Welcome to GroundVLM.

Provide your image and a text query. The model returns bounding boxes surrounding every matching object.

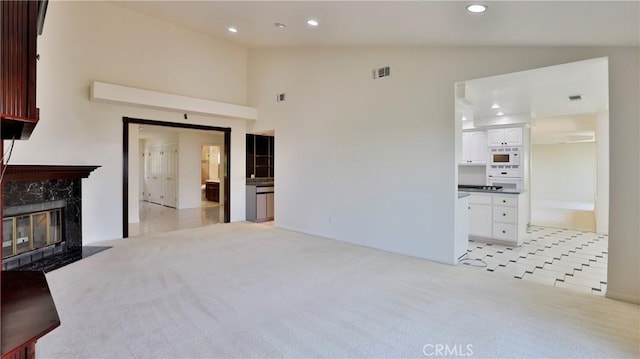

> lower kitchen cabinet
[246,184,274,222]
[465,192,526,246]
[468,195,492,237]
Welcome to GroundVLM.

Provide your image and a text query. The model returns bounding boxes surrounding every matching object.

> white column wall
[596,111,610,234]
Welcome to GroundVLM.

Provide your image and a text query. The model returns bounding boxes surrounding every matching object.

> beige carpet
[39,223,639,358]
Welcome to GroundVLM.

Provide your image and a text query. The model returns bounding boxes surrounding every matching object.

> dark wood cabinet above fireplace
[0,0,47,140]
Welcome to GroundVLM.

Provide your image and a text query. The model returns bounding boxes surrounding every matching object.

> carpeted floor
[39,222,639,358]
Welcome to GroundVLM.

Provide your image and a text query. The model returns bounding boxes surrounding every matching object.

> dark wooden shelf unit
[246,134,274,178]
[0,0,42,140]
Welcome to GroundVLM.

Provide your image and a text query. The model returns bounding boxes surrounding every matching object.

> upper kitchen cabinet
[246,134,274,178]
[0,0,46,140]
[487,127,523,147]
[461,130,487,164]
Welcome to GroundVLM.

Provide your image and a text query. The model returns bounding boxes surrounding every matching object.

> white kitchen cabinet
[487,127,523,147]
[468,195,492,237]
[454,195,470,263]
[461,131,487,164]
[464,192,526,246]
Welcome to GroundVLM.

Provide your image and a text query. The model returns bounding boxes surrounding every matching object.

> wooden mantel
[3,165,100,181]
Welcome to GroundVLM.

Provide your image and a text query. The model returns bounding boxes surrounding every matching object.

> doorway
[122,117,231,238]
[530,114,599,232]
[455,57,610,296]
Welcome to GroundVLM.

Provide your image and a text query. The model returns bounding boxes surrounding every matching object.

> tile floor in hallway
[128,200,222,237]
[461,226,608,296]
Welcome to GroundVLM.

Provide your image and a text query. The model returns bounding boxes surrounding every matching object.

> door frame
[122,117,232,238]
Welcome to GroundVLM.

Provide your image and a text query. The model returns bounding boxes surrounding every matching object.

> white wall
[532,143,596,204]
[248,47,639,302]
[595,111,609,234]
[458,166,486,186]
[128,127,140,223]
[6,1,248,242]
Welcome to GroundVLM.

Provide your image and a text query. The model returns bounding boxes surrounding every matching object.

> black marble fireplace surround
[2,165,101,271]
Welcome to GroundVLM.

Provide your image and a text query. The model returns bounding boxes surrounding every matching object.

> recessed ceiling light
[274,22,286,28]
[228,27,238,33]
[496,111,504,116]
[306,19,319,27]
[491,104,500,109]
[466,4,488,13]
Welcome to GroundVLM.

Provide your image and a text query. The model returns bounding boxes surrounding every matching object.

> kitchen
[454,58,610,295]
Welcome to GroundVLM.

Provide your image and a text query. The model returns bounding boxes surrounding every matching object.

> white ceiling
[459,57,608,144]
[465,57,609,120]
[114,1,639,48]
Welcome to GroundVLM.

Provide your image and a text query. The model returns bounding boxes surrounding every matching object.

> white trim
[90,81,257,120]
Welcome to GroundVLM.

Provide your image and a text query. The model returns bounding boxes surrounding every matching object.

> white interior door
[143,147,151,202]
[148,146,162,204]
[162,144,178,208]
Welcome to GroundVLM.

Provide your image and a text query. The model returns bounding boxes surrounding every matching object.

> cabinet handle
[502,230,506,234]
[503,213,506,216]
[502,200,506,203]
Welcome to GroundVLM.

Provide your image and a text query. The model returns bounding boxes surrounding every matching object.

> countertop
[247,182,274,187]
[458,188,525,195]
[205,179,219,183]
[246,178,274,187]
[458,192,471,199]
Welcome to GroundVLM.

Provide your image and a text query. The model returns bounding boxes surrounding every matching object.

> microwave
[490,148,520,166]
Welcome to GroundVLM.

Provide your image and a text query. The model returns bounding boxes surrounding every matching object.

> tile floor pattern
[128,201,221,237]
[461,226,608,296]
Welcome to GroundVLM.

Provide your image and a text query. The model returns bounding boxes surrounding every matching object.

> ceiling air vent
[373,66,391,79]
[568,94,582,101]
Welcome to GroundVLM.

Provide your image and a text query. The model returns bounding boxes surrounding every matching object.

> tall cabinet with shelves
[246,134,274,178]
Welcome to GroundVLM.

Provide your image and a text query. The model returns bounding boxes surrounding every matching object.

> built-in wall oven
[487,168,523,190]
[487,177,522,190]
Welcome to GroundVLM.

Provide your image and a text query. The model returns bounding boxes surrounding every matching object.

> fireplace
[1,165,99,271]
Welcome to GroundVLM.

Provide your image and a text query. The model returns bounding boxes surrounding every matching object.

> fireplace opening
[3,208,63,259]
[2,200,67,270]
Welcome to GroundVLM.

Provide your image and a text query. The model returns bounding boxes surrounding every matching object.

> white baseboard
[606,290,640,304]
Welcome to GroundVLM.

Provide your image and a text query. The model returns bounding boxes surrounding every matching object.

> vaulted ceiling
[114,1,639,48]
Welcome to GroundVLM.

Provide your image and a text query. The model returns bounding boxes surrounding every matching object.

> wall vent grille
[373,66,391,79]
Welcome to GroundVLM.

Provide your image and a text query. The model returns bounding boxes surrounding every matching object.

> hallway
[128,201,221,237]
